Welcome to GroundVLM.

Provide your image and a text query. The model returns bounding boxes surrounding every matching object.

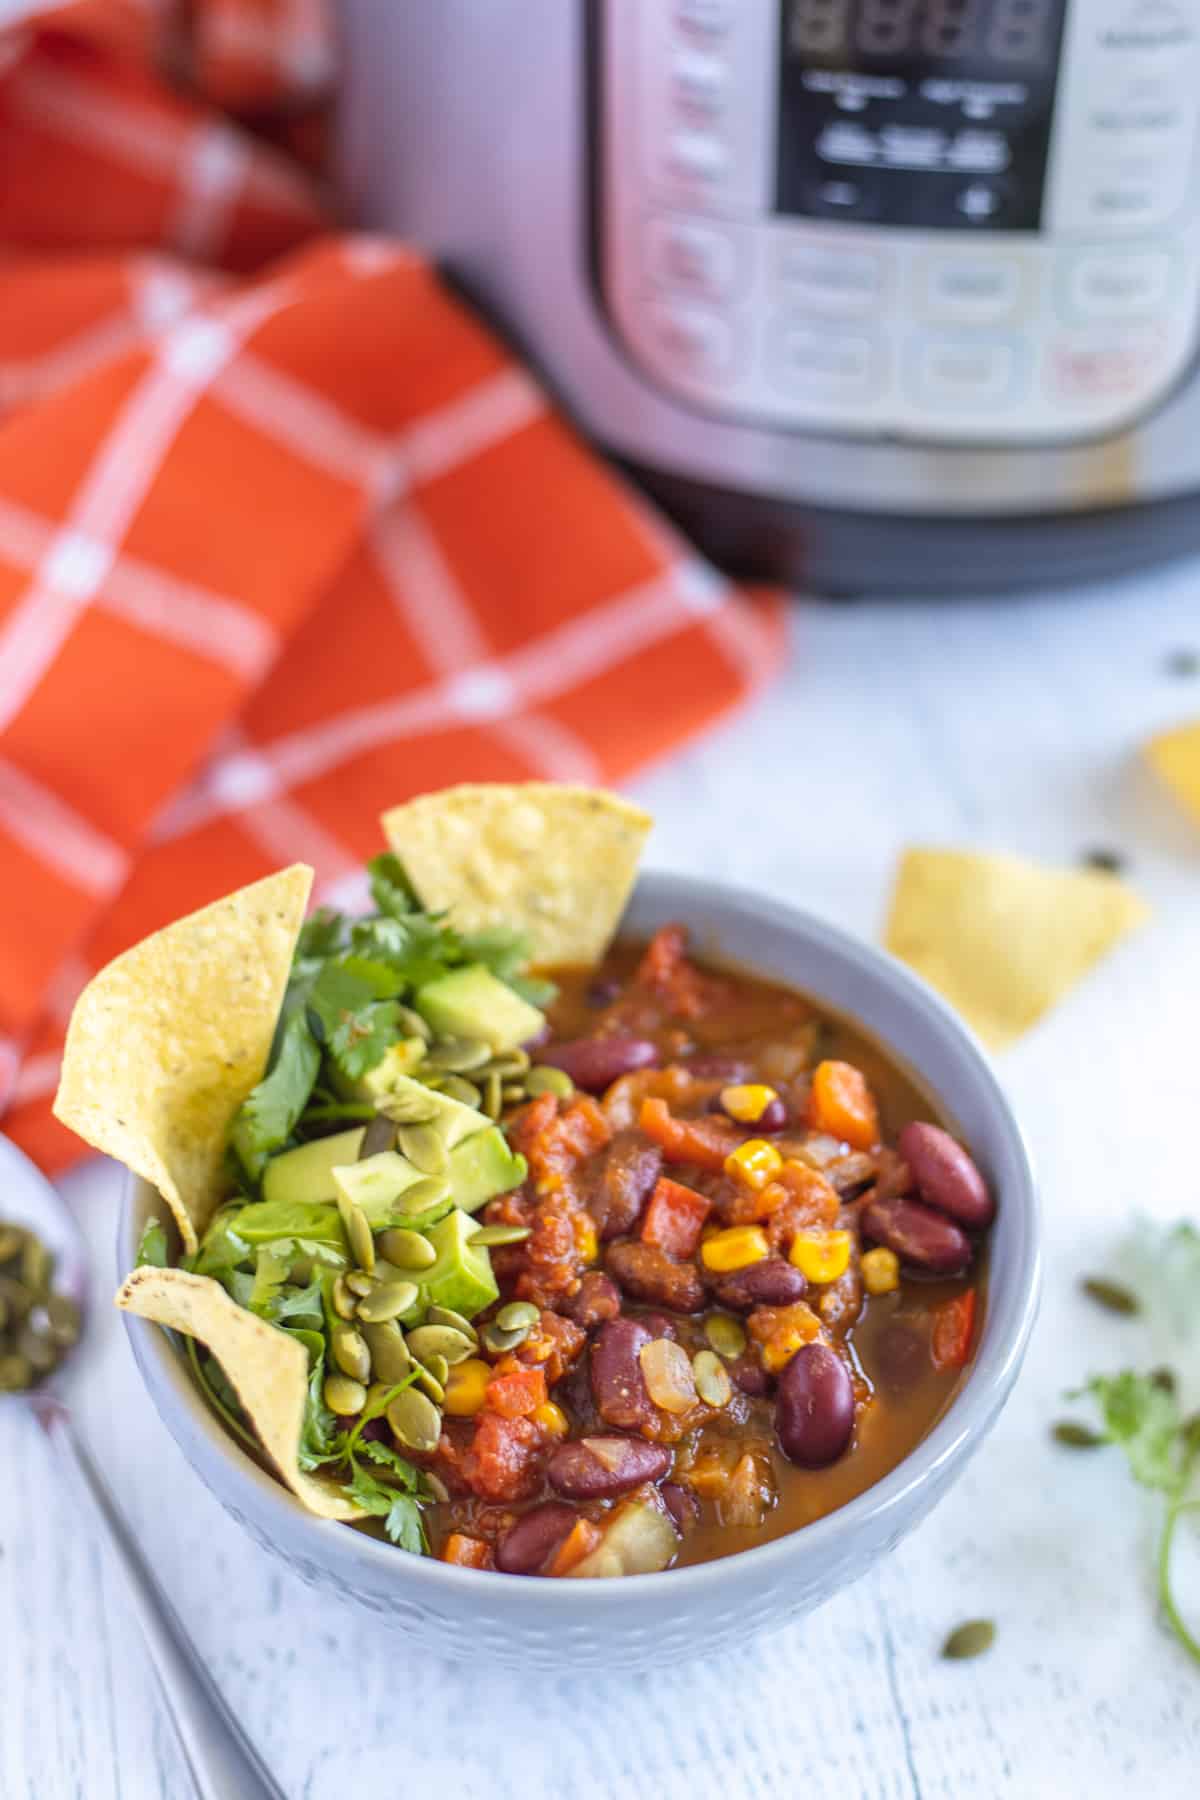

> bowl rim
[120,870,1041,1606]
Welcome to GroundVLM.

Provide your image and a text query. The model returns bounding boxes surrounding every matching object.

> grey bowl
[119,872,1040,1669]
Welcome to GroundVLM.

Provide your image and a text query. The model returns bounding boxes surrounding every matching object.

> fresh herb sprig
[228,852,553,1183]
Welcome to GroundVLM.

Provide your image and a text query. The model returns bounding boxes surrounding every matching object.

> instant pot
[338,1,1200,593]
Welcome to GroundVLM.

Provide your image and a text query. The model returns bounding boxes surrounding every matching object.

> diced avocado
[424,1208,499,1319]
[448,1127,528,1214]
[233,1199,344,1246]
[261,1128,365,1208]
[329,1037,425,1103]
[331,1151,427,1226]
[384,1075,491,1148]
[415,964,544,1055]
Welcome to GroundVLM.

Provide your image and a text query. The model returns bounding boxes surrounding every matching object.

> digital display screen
[776,0,1068,230]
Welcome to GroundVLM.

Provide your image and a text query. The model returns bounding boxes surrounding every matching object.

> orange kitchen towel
[0,3,786,1173]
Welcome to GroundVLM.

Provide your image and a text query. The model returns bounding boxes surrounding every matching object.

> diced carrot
[484,1365,548,1419]
[547,1517,604,1576]
[640,1176,712,1259]
[440,1533,492,1570]
[639,1096,739,1172]
[931,1289,977,1371]
[808,1060,881,1151]
[635,924,706,1017]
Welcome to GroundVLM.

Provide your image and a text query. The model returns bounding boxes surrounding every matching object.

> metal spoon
[0,1136,287,1800]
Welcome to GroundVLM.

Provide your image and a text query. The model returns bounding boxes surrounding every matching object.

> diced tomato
[640,1176,712,1259]
[808,1060,881,1151]
[485,1365,548,1419]
[461,1411,543,1502]
[547,1517,604,1577]
[931,1289,977,1371]
[440,1532,492,1569]
[639,1096,739,1172]
[636,924,706,1018]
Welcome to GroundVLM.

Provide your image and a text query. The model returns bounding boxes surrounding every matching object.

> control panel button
[673,0,730,34]
[775,242,884,314]
[1048,332,1164,404]
[1065,250,1173,320]
[923,257,1022,322]
[663,129,729,187]
[671,47,726,118]
[644,300,735,381]
[804,175,882,222]
[913,336,1021,409]
[644,216,743,300]
[772,323,879,400]
[942,179,1018,227]
[1079,167,1184,230]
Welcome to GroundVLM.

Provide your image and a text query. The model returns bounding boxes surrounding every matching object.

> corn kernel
[533,1401,570,1437]
[442,1357,492,1417]
[719,1084,778,1124]
[701,1225,770,1273]
[861,1245,900,1296]
[574,1214,598,1265]
[724,1138,784,1191]
[789,1229,852,1284]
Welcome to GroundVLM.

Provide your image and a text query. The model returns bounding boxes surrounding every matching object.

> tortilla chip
[1144,719,1200,829]
[115,1266,362,1522]
[381,784,653,965]
[55,867,313,1254]
[884,847,1149,1049]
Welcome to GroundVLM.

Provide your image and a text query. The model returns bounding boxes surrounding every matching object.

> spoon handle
[33,1395,289,1800]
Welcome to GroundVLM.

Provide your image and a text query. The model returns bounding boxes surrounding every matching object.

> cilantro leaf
[229,1011,320,1181]
[290,1330,341,1471]
[296,907,346,961]
[1083,1372,1191,1499]
[359,1436,424,1489]
[367,852,416,920]
[135,1217,168,1269]
[192,1208,253,1281]
[306,963,403,1077]
[342,1464,428,1554]
[263,1269,325,1328]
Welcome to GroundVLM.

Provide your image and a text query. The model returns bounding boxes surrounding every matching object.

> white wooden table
[5,565,1200,1800]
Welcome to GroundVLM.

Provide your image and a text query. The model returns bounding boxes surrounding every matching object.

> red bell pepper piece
[931,1289,977,1370]
[640,1176,712,1259]
[639,1096,739,1172]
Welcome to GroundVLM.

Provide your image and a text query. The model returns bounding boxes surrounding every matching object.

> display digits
[920,0,981,58]
[787,0,852,55]
[857,0,921,55]
[987,0,1054,60]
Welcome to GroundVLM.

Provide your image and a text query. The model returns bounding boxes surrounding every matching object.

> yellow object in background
[1144,719,1200,829]
[884,847,1148,1050]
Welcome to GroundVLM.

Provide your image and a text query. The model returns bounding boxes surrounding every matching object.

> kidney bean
[898,1122,994,1229]
[547,1436,671,1500]
[730,1355,771,1397]
[707,1093,788,1133]
[636,1310,679,1341]
[662,1482,700,1529]
[563,1270,622,1330]
[591,1317,656,1431]
[590,1135,662,1241]
[712,1257,808,1312]
[540,1035,660,1093]
[495,1503,579,1576]
[861,1194,971,1275]
[606,1241,705,1313]
[775,1342,855,1469]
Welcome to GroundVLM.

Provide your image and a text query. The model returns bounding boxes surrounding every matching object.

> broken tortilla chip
[54,867,313,1255]
[884,847,1149,1049]
[381,784,652,966]
[1144,719,1200,830]
[115,1265,362,1521]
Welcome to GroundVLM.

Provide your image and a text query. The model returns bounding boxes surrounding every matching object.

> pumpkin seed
[525,1065,574,1100]
[435,1074,482,1108]
[17,1323,57,1373]
[941,1619,996,1661]
[482,1071,503,1119]
[413,1362,445,1403]
[0,1352,33,1392]
[324,1374,367,1415]
[481,1321,528,1355]
[392,1004,431,1042]
[406,1324,475,1366]
[21,1236,51,1294]
[423,1471,451,1503]
[378,1228,437,1271]
[425,1036,492,1073]
[359,1113,398,1158]
[427,1305,477,1343]
[692,1349,732,1408]
[363,1320,411,1384]
[1052,1421,1106,1449]
[466,1224,532,1248]
[357,1281,420,1324]
[704,1313,747,1361]
[496,1300,540,1333]
[501,1083,527,1106]
[386,1388,442,1453]
[397,1122,450,1176]
[395,1176,453,1215]
[425,1352,450,1386]
[331,1322,371,1383]
[1080,1276,1140,1316]
[337,1196,375,1273]
[42,1295,81,1350]
[0,1225,25,1262]
[345,1270,376,1298]
[380,1088,440,1126]
[332,1274,358,1319]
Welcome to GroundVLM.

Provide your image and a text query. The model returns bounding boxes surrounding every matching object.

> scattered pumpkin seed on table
[941,1620,996,1661]
[1080,1276,1140,1316]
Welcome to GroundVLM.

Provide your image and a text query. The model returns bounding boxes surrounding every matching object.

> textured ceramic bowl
[119,873,1040,1670]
